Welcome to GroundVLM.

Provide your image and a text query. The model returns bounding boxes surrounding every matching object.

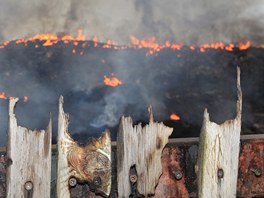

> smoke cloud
[0,0,263,147]
[0,0,264,44]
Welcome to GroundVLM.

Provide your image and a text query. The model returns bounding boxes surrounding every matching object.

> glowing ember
[0,92,8,100]
[23,96,29,103]
[170,113,181,121]
[0,92,28,102]
[103,75,122,87]
[93,36,98,47]
[239,41,250,50]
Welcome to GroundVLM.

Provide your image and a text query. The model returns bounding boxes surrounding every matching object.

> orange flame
[103,75,122,87]
[239,41,250,50]
[0,92,28,102]
[0,30,258,57]
[0,92,8,100]
[170,113,181,121]
[93,36,98,47]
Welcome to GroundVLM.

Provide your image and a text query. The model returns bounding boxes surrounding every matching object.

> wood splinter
[117,106,173,197]
[197,67,242,198]
[57,96,111,198]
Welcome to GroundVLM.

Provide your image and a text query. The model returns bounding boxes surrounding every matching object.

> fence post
[197,67,242,198]
[6,98,52,198]
[56,96,111,198]
[117,107,173,197]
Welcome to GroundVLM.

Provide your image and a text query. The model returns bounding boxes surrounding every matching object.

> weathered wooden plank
[1,136,263,197]
[117,107,173,197]
[6,98,52,198]
[57,96,111,198]
[197,67,242,198]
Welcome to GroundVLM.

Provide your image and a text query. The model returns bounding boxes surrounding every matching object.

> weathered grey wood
[197,67,242,198]
[0,134,263,153]
[117,107,173,197]
[6,98,52,198]
[57,96,111,198]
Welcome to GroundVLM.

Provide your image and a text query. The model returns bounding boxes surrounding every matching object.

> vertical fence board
[117,107,173,197]
[57,96,111,198]
[6,98,52,198]
[197,67,242,198]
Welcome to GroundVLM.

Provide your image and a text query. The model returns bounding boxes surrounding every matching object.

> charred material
[0,40,263,145]
[57,96,111,198]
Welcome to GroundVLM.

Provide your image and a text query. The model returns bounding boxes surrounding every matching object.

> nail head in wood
[129,174,138,183]
[217,169,224,179]
[93,176,102,187]
[173,171,183,180]
[69,177,77,187]
[250,168,262,177]
[24,181,33,191]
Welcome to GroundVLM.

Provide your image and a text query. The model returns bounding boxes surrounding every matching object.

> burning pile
[0,33,263,145]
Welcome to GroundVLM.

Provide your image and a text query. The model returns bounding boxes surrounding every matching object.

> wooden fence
[0,68,263,197]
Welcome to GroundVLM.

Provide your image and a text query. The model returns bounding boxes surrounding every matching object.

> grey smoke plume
[0,0,264,44]
[0,0,263,147]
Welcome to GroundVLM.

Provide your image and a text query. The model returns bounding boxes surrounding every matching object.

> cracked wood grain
[197,67,242,198]
[117,107,173,197]
[6,98,52,198]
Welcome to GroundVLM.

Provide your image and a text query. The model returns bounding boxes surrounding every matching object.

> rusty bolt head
[129,174,138,183]
[24,181,33,191]
[69,177,77,187]
[250,168,262,177]
[217,168,224,179]
[93,176,102,186]
[173,171,183,180]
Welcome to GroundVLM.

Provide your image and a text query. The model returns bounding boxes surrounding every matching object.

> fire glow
[0,31,257,56]
[103,75,123,87]
[0,92,28,102]
[170,113,181,121]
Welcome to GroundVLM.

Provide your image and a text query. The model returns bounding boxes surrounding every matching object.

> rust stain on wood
[155,147,189,198]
